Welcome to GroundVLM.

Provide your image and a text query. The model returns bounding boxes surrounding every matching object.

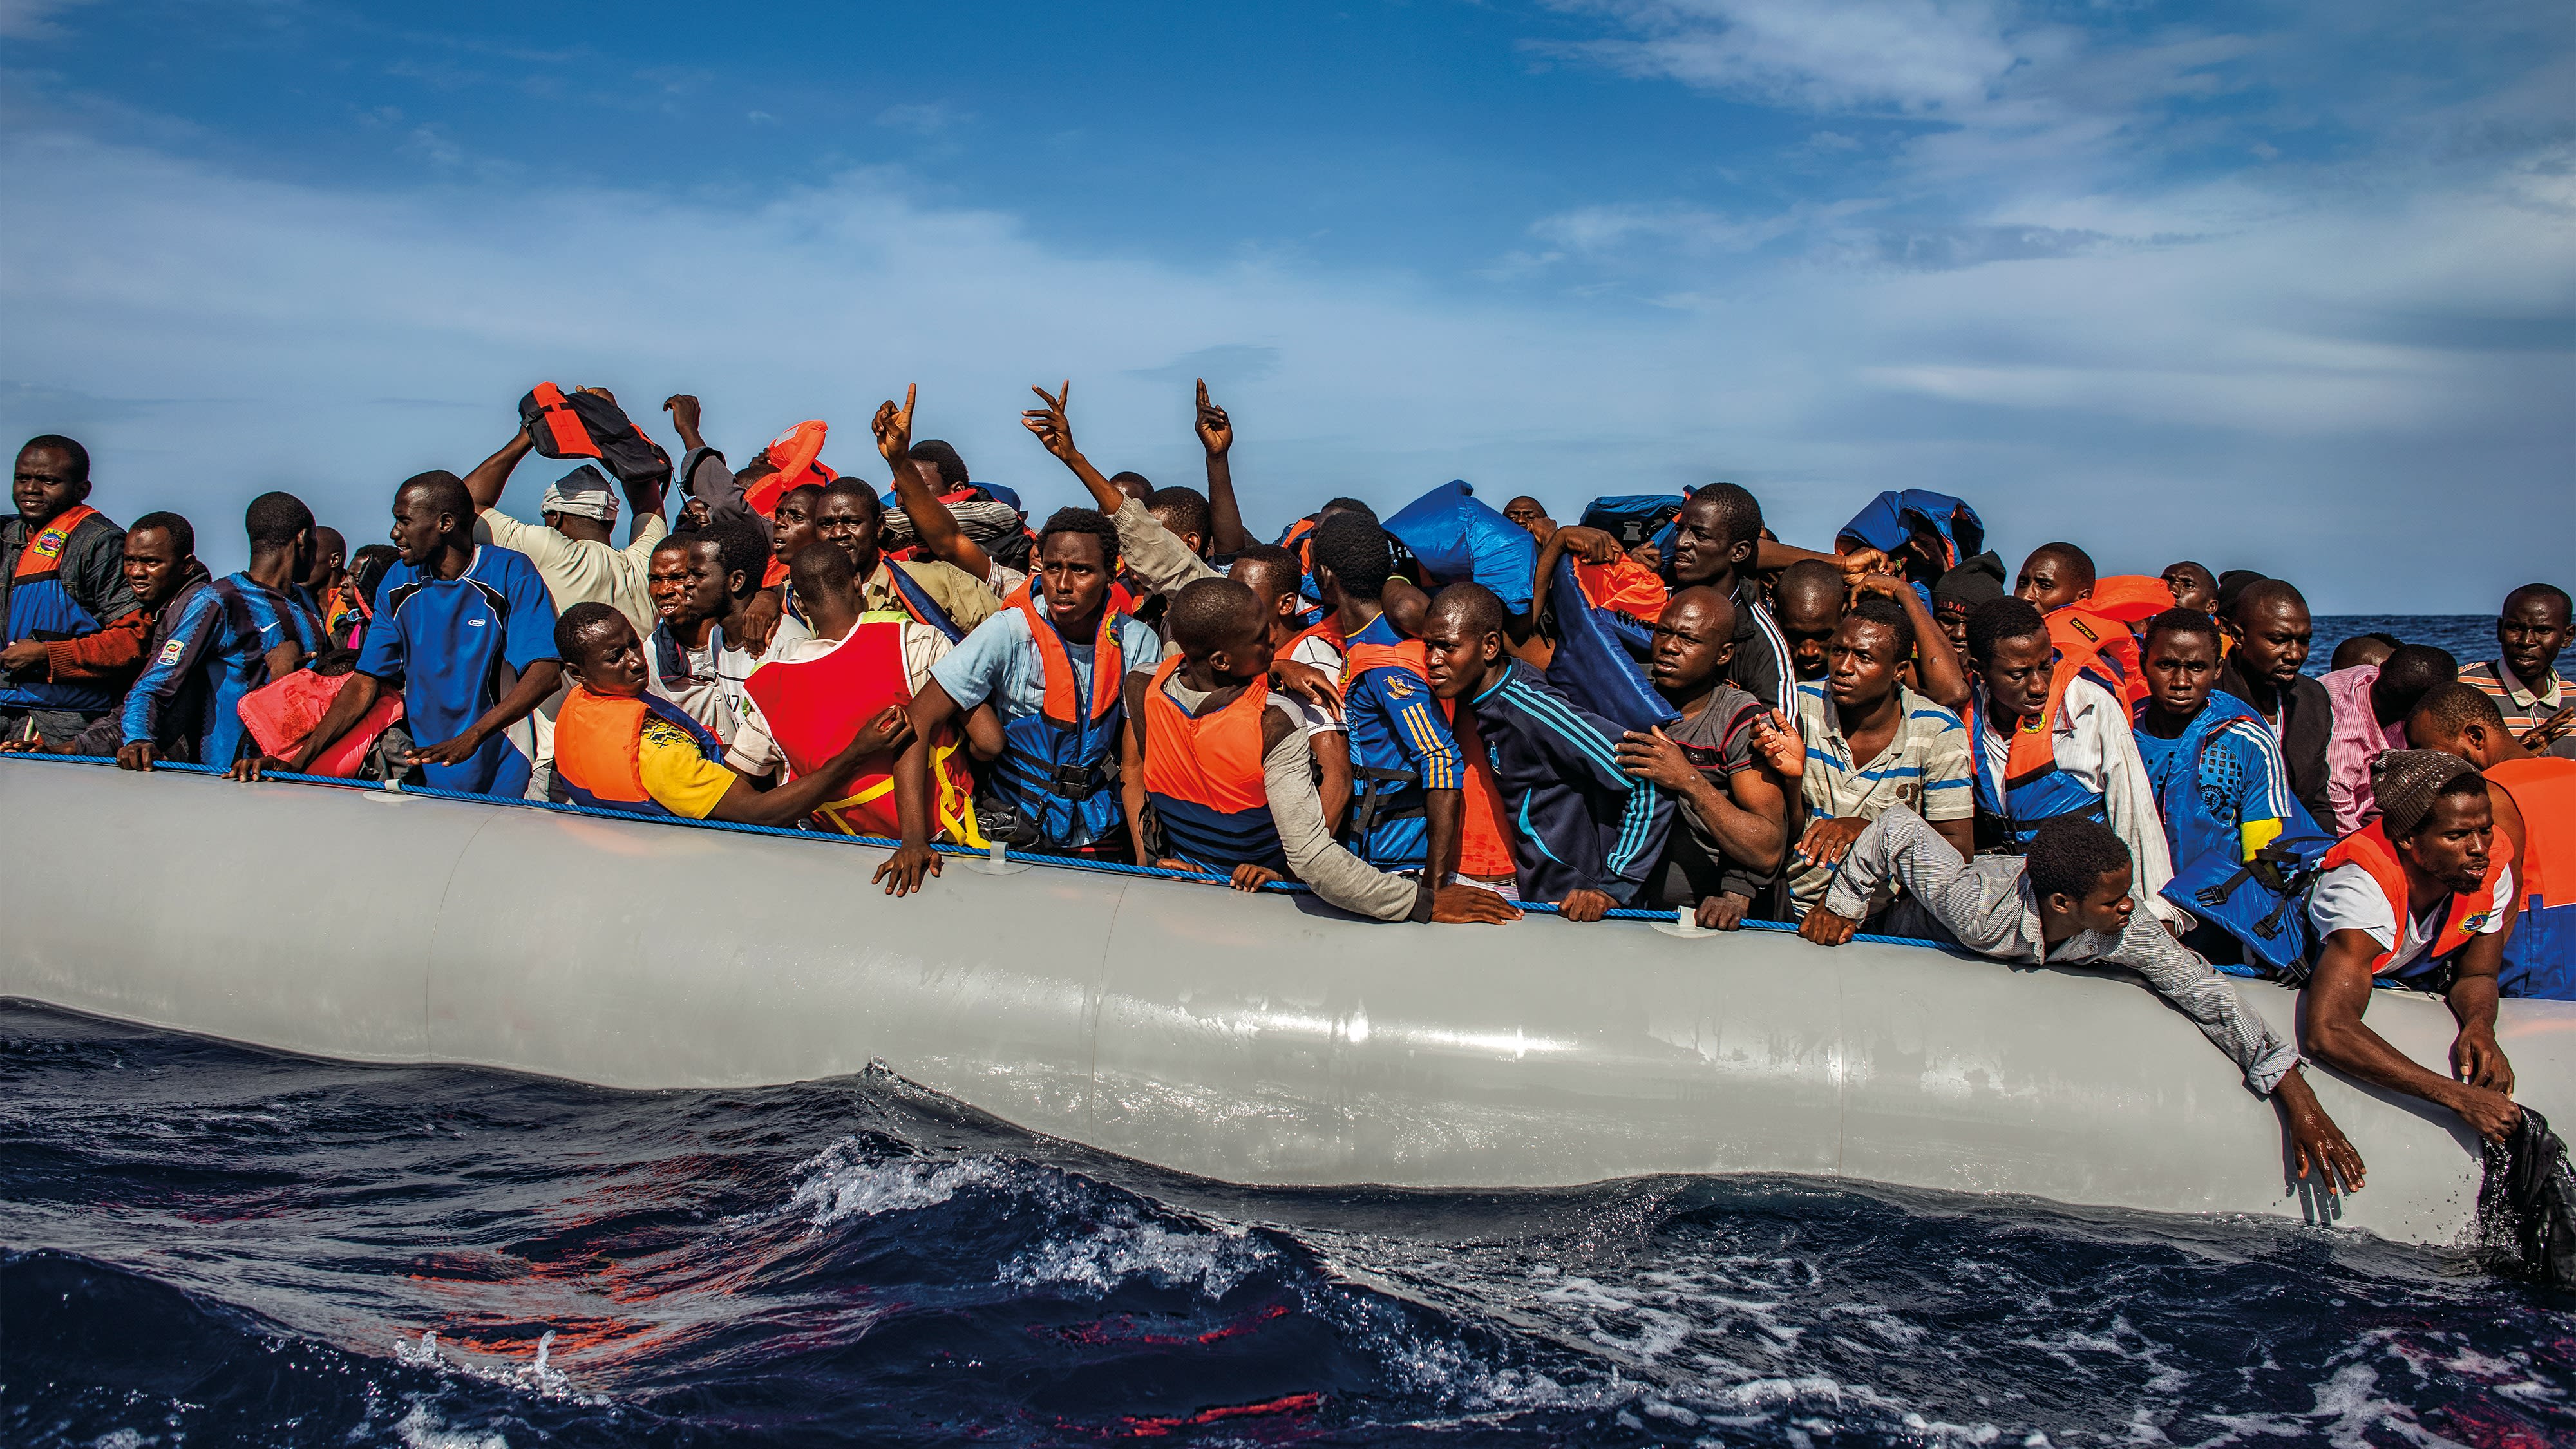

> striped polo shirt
[1788,681,1971,913]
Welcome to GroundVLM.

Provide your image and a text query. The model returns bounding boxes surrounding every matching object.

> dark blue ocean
[2304,617,2500,677]
[6,613,2566,1448]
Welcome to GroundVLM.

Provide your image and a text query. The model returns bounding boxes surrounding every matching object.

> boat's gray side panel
[3,759,2560,1245]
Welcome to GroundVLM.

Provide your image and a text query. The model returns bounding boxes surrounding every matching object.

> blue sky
[3,0,2568,608]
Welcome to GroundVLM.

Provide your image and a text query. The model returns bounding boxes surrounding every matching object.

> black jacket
[2216,660,2333,826]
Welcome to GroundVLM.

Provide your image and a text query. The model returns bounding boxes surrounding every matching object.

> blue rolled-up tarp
[1836,489,1984,577]
[1382,480,1538,612]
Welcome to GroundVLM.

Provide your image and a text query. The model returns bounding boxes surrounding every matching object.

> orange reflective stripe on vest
[2320,820,2512,974]
[14,504,97,581]
[1139,655,1270,812]
[553,687,655,806]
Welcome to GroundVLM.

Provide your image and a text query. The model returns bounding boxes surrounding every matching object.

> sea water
[2,1000,2567,1447]
[5,612,2562,1447]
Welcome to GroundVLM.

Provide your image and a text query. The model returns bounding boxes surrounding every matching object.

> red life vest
[2320,820,2512,976]
[236,668,406,779]
[551,686,724,817]
[1339,636,1515,877]
[1141,656,1285,871]
[739,614,980,841]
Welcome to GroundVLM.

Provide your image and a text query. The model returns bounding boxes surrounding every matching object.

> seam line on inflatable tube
[0,751,1938,946]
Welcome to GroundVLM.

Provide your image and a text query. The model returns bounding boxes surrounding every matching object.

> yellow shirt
[636,717,736,819]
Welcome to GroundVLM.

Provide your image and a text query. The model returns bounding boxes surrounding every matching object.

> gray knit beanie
[2372,748,2477,839]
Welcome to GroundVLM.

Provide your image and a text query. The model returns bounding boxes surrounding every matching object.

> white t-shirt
[724,620,951,779]
[1277,631,1349,738]
[2307,860,2512,976]
[710,613,813,764]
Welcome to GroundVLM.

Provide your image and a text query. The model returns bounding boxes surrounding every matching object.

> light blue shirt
[929,600,1163,724]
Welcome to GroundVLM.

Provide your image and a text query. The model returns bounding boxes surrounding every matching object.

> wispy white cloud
[0,120,2564,609]
[0,0,95,41]
[1541,0,2023,114]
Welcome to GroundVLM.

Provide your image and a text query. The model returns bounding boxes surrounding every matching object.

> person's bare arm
[1757,539,1891,575]
[2298,934,2519,1141]
[1931,814,1975,862]
[1197,379,1254,556]
[1854,573,1967,713]
[1120,704,1150,864]
[661,393,709,455]
[1615,726,1786,871]
[232,672,382,780]
[462,427,537,513]
[714,705,913,828]
[1526,524,1624,639]
[875,385,998,582]
[1312,729,1352,835]
[1423,786,1463,884]
[2446,926,2514,1097]
[406,660,562,770]
[885,679,967,895]
[1021,382,1130,516]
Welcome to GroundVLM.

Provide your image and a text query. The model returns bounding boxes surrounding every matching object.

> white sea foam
[789,1139,1003,1224]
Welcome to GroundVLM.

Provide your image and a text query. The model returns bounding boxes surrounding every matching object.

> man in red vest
[550,601,909,826]
[2300,750,2521,1142]
[728,543,983,888]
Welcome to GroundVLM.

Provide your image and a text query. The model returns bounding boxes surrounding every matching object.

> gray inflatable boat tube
[2,757,2563,1247]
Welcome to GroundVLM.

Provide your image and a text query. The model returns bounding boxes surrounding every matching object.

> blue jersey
[356,545,559,797]
[118,573,326,766]
[1336,613,1461,869]
[1464,658,1672,907]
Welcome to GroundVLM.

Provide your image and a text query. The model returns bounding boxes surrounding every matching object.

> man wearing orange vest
[1,434,138,748]
[549,602,911,827]
[2300,750,2521,1143]
[1128,577,1518,925]
[2408,683,2575,1001]
[726,544,983,882]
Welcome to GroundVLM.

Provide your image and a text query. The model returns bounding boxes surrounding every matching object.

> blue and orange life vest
[739,612,980,842]
[1968,636,2120,851]
[2320,820,2513,980]
[551,686,728,818]
[987,589,1132,848]
[1338,634,1516,878]
[3,503,119,713]
[1141,655,1286,873]
[2489,755,2576,1000]
[2139,690,2333,976]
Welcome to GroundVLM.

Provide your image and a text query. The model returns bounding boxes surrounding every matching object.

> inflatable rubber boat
[2,752,2564,1249]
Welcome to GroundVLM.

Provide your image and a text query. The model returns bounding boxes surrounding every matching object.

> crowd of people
[6,378,2571,1194]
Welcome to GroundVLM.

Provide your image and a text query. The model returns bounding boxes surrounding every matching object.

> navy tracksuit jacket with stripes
[1461,659,1672,907]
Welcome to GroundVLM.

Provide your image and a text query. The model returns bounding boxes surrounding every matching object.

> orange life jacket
[2047,585,2166,710]
[14,503,97,582]
[1141,656,1285,871]
[551,686,726,817]
[1338,636,1515,876]
[2320,820,2512,976]
[2488,756,2574,909]
[526,383,596,460]
[1573,554,1669,619]
[741,419,837,518]
[739,614,980,842]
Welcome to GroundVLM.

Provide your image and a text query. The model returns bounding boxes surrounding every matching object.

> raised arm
[1021,381,1129,516]
[1197,379,1254,556]
[874,384,996,582]
[462,425,536,513]
[1853,572,1968,713]
[661,393,710,455]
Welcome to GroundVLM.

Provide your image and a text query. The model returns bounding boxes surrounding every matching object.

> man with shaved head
[2216,577,2334,826]
[1126,577,1515,925]
[1772,559,1844,684]
[1425,582,1671,922]
[2014,542,2096,614]
[1613,585,1792,929]
[236,470,560,795]
[1501,496,1554,545]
